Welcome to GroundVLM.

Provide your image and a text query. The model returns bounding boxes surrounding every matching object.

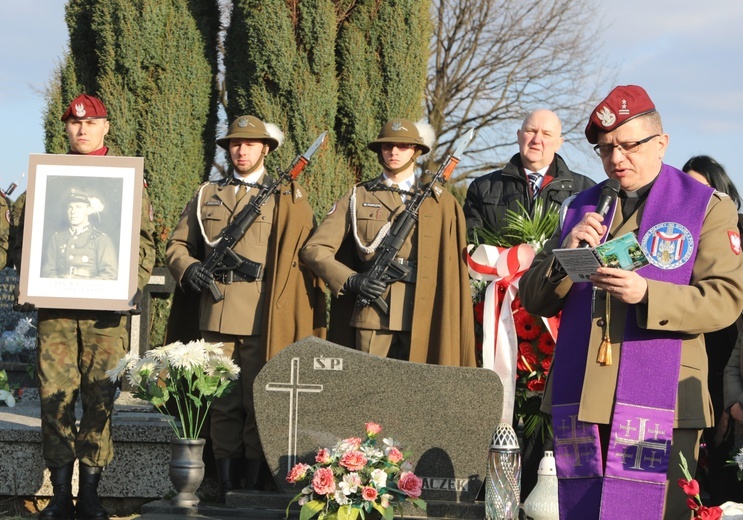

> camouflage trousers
[37,308,128,469]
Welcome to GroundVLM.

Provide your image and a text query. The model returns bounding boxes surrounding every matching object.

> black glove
[13,301,36,313]
[345,273,386,300]
[116,289,143,316]
[183,262,214,293]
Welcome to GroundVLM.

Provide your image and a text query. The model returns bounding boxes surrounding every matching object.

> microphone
[578,178,620,248]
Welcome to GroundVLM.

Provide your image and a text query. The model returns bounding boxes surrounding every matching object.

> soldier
[166,115,323,499]
[301,118,475,366]
[0,188,10,270]
[41,190,117,279]
[17,94,156,520]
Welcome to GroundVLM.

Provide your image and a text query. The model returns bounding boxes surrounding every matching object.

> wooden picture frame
[18,154,144,311]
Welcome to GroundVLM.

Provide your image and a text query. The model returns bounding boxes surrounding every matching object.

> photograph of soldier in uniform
[40,188,118,280]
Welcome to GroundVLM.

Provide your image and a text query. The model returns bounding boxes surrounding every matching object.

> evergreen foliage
[336,0,430,182]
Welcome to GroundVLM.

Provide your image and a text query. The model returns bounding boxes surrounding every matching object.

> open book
[552,232,649,282]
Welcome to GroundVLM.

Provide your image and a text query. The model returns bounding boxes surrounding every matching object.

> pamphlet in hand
[552,232,650,283]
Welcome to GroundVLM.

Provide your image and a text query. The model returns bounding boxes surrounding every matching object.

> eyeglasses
[381,143,416,151]
[593,134,660,158]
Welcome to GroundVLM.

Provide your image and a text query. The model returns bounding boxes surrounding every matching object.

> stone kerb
[254,337,503,505]
[0,393,174,499]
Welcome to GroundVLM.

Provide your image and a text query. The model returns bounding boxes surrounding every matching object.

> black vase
[169,438,206,507]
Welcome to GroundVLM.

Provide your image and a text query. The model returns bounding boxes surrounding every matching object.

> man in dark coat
[464,109,595,240]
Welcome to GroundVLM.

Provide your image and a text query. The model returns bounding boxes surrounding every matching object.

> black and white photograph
[18,153,143,311]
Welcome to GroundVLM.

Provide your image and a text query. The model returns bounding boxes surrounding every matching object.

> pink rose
[340,450,368,472]
[312,467,336,495]
[365,422,382,437]
[386,446,404,464]
[398,471,423,499]
[362,486,378,501]
[315,448,331,464]
[286,463,311,483]
[342,437,362,449]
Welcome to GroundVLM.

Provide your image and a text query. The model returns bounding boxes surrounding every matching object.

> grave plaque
[254,336,503,503]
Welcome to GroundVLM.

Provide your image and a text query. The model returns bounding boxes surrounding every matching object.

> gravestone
[253,336,503,504]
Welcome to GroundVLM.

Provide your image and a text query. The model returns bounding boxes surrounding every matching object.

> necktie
[236,183,248,204]
[527,173,541,199]
[391,183,404,204]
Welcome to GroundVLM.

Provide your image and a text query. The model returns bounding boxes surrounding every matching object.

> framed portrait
[18,154,144,311]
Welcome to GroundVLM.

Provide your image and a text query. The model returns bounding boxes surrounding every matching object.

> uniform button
[597,318,606,327]
[659,319,669,326]
[292,261,297,267]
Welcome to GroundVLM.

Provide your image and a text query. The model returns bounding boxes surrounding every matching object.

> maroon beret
[61,94,108,122]
[584,85,656,144]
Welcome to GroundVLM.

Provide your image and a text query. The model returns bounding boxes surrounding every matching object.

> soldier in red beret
[15,94,156,520]
[520,85,743,518]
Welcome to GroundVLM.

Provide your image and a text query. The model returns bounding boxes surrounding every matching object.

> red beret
[584,85,656,144]
[61,94,108,122]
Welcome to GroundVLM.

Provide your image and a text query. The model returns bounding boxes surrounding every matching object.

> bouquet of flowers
[105,339,240,439]
[678,452,722,520]
[286,422,426,520]
[470,199,559,441]
[0,369,16,407]
[0,316,36,364]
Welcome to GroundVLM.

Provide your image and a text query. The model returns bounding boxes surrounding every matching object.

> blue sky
[2,2,743,198]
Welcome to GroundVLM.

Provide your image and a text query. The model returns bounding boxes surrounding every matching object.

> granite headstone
[253,336,503,503]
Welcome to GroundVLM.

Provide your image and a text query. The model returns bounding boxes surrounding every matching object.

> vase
[169,438,206,507]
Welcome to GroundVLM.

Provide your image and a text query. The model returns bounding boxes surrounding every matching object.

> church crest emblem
[641,222,694,269]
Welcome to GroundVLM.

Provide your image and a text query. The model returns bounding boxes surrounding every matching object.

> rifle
[356,129,474,313]
[202,131,327,301]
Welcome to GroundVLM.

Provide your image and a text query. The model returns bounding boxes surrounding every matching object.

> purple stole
[550,165,714,519]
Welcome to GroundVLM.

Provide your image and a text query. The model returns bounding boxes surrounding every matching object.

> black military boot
[76,464,108,520]
[244,458,264,490]
[39,462,75,520]
[216,458,243,502]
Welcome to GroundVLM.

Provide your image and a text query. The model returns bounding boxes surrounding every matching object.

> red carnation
[514,310,540,340]
[537,332,555,354]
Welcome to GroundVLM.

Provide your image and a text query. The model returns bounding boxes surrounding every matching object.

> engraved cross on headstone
[265,357,323,469]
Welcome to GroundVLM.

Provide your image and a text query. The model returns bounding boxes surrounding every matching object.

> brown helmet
[368,118,431,154]
[216,115,283,151]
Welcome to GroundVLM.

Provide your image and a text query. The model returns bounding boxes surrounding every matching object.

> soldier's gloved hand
[116,289,143,316]
[13,301,36,313]
[184,262,214,293]
[345,273,386,300]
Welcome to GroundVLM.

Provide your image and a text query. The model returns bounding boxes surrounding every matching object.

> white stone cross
[265,357,323,469]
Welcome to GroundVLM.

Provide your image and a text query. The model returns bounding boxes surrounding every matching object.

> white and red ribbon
[467,243,555,424]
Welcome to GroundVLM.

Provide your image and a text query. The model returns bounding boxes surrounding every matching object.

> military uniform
[166,116,323,493]
[0,190,11,270]
[41,225,117,279]
[29,183,155,469]
[302,176,475,366]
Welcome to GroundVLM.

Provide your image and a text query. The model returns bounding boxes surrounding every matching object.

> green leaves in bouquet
[474,198,559,252]
[516,393,553,442]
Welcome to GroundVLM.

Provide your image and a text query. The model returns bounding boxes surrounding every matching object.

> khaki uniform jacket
[166,176,324,360]
[520,191,743,429]
[301,177,476,367]
[41,225,117,279]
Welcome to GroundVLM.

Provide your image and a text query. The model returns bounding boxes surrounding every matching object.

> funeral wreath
[286,422,426,520]
[106,339,239,439]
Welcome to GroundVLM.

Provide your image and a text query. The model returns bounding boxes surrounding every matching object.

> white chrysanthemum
[166,341,208,371]
[0,389,16,408]
[735,448,743,471]
[202,341,225,356]
[15,317,35,335]
[333,490,349,505]
[371,468,387,489]
[105,351,140,383]
[207,355,240,381]
[146,342,183,362]
[135,359,161,383]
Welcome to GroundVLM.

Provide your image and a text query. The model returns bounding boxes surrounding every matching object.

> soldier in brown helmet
[166,115,323,499]
[301,118,475,367]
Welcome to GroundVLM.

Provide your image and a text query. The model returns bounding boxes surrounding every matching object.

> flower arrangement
[678,452,722,520]
[285,422,426,520]
[0,316,36,364]
[0,370,16,407]
[726,445,743,482]
[470,199,559,441]
[105,339,240,439]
